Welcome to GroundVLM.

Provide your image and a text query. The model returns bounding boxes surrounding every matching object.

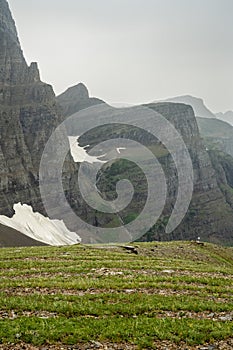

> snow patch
[69,136,127,162]
[68,136,106,164]
[116,147,126,154]
[0,203,81,246]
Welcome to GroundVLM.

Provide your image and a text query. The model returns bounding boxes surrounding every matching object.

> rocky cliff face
[57,98,233,245]
[143,104,233,244]
[0,0,100,246]
[0,0,61,219]
[1,0,233,246]
[0,0,26,85]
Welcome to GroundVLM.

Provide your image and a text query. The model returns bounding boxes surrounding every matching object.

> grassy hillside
[0,242,232,349]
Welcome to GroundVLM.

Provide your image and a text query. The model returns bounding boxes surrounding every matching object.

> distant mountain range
[156,95,233,158]
[159,95,233,125]
[160,95,216,119]
[216,111,233,126]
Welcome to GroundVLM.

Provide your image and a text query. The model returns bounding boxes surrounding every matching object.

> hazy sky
[8,0,233,112]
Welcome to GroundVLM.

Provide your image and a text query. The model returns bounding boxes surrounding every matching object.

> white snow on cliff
[0,203,81,246]
[68,136,106,164]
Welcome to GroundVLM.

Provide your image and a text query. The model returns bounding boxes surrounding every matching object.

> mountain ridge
[158,95,216,119]
[216,111,233,126]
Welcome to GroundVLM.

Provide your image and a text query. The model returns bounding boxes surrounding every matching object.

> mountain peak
[59,83,90,101]
[0,0,44,86]
[57,83,104,117]
[0,0,19,42]
[0,0,28,84]
[177,95,203,102]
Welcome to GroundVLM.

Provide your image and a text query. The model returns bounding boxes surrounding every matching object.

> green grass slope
[0,242,232,349]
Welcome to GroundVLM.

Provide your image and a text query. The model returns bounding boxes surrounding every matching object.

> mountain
[57,83,103,117]
[0,0,29,85]
[0,0,80,246]
[161,95,216,119]
[140,103,233,244]
[1,0,233,246]
[57,96,233,245]
[216,111,233,126]
[0,0,60,217]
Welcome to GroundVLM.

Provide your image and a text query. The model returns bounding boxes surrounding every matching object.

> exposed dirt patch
[0,286,231,302]
[0,309,232,321]
[0,338,233,350]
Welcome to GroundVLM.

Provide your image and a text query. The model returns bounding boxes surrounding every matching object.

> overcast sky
[8,0,233,112]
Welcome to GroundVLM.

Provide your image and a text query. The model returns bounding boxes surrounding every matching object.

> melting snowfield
[68,136,126,162]
[68,136,106,164]
[0,203,81,246]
